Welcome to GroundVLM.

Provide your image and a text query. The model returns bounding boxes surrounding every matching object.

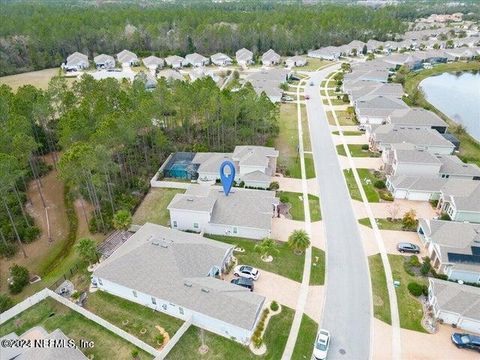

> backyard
[369,254,392,325]
[0,68,76,90]
[166,306,294,360]
[278,191,322,221]
[0,298,152,359]
[206,235,325,285]
[85,291,184,348]
[132,188,185,226]
[336,144,379,157]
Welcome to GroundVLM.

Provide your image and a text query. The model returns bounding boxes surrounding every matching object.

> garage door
[394,189,407,199]
[459,318,480,334]
[439,312,459,325]
[407,191,431,201]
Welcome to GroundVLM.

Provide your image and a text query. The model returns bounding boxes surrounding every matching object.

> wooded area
[0,75,278,257]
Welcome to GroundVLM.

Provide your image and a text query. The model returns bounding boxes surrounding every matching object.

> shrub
[402,210,417,230]
[421,258,432,276]
[279,193,289,204]
[0,242,18,258]
[8,264,29,294]
[408,282,423,297]
[422,285,429,296]
[268,181,279,191]
[374,180,386,189]
[379,191,394,202]
[342,94,349,103]
[253,335,263,348]
[270,301,279,312]
[131,349,139,359]
[439,213,451,221]
[0,293,14,313]
[434,273,449,281]
[409,255,421,267]
[155,334,164,344]
[253,328,262,338]
[361,144,369,151]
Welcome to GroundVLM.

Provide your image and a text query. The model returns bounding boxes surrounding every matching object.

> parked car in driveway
[451,333,480,353]
[233,265,259,280]
[230,277,254,291]
[281,95,294,102]
[312,329,330,360]
[397,242,420,254]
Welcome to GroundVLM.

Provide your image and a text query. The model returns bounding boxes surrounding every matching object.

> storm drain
[339,349,346,355]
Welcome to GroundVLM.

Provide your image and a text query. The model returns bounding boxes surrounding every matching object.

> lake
[420,71,480,141]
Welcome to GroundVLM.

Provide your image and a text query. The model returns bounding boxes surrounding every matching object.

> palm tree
[112,209,132,231]
[287,230,310,255]
[75,238,98,264]
[254,238,279,260]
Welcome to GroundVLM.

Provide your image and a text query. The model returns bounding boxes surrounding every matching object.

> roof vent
[152,240,160,246]
[201,288,210,293]
[184,281,192,287]
[187,198,194,202]
[161,243,169,248]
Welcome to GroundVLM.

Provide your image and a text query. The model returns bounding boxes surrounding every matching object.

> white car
[233,265,259,280]
[312,329,330,360]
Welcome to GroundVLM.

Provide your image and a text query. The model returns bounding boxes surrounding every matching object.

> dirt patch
[373,295,384,307]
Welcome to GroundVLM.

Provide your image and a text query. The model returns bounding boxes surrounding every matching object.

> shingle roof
[373,125,455,148]
[93,54,114,64]
[211,53,232,62]
[143,55,164,68]
[193,152,234,175]
[437,155,480,177]
[185,53,208,64]
[441,179,480,212]
[236,48,253,62]
[389,108,448,128]
[233,146,279,168]
[94,223,265,330]
[388,175,447,191]
[395,149,442,164]
[262,49,281,63]
[430,278,480,320]
[117,49,138,64]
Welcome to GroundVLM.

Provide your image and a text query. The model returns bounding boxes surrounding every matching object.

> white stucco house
[185,53,210,67]
[142,56,165,72]
[285,56,307,68]
[436,179,480,223]
[63,52,89,71]
[92,223,266,344]
[168,185,279,240]
[93,54,115,69]
[235,48,254,66]
[211,53,233,66]
[418,219,480,284]
[428,278,480,333]
[116,50,139,67]
[307,47,341,60]
[165,55,187,69]
[354,95,409,125]
[261,49,281,66]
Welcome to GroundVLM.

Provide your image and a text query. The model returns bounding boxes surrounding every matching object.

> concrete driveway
[338,155,384,170]
[352,199,437,220]
[274,176,319,195]
[332,134,368,145]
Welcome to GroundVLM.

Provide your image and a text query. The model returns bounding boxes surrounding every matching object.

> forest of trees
[0,2,412,76]
[0,75,278,258]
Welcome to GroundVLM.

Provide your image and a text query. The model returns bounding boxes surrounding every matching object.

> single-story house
[189,67,220,83]
[346,82,404,103]
[236,48,254,66]
[168,186,279,239]
[307,47,341,61]
[193,145,278,188]
[186,53,210,67]
[366,39,384,53]
[355,95,410,125]
[142,55,165,71]
[261,49,281,66]
[245,68,289,103]
[428,278,480,333]
[343,40,367,56]
[387,108,448,133]
[444,48,478,61]
[211,53,233,66]
[157,69,184,82]
[369,124,455,154]
[418,219,480,284]
[93,223,266,344]
[117,50,139,67]
[93,54,115,69]
[63,52,89,71]
[0,327,88,360]
[437,179,480,223]
[165,55,187,69]
[386,175,447,201]
[344,69,390,85]
[285,56,307,67]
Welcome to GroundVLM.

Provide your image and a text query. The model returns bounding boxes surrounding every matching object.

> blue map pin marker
[219,161,236,196]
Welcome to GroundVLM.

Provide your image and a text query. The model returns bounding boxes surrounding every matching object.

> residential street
[305,66,372,360]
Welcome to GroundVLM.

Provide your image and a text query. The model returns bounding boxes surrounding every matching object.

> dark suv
[451,333,480,352]
[230,277,254,291]
[397,242,420,254]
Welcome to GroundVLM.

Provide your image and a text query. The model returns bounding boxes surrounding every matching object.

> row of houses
[341,33,480,333]
[63,48,307,72]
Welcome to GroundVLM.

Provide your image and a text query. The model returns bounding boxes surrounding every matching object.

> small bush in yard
[422,285,429,296]
[253,335,263,348]
[421,258,432,275]
[409,255,421,267]
[408,282,423,297]
[279,193,289,204]
[361,144,369,150]
[268,181,279,190]
[374,180,386,189]
[8,264,29,294]
[270,301,279,312]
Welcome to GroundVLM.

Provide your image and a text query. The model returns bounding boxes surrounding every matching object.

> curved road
[305,66,372,359]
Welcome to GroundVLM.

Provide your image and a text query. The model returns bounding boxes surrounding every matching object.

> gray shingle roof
[185,53,208,65]
[193,152,234,175]
[388,108,448,128]
[236,48,253,62]
[94,223,265,330]
[262,49,281,63]
[373,125,455,148]
[395,149,441,164]
[441,179,480,212]
[437,155,480,177]
[233,146,279,168]
[389,175,447,191]
[117,50,138,64]
[93,54,114,65]
[431,278,480,320]
[211,53,232,63]
[143,55,164,68]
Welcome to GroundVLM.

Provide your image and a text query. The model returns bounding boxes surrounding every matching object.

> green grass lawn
[295,58,332,71]
[287,153,316,179]
[0,298,152,359]
[369,254,392,325]
[389,255,427,332]
[403,61,480,167]
[132,188,185,226]
[336,144,379,157]
[343,168,391,203]
[291,314,317,359]
[166,306,294,360]
[326,110,357,126]
[343,169,362,202]
[278,192,321,221]
[207,235,324,284]
[85,291,183,348]
[359,218,412,231]
[328,98,349,106]
[310,247,326,286]
[332,130,363,136]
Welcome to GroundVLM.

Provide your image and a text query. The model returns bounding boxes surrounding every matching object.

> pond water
[420,71,480,141]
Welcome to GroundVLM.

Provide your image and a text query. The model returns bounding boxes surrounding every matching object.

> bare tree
[387,203,400,221]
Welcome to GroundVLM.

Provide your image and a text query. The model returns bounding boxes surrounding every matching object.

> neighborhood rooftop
[430,278,480,320]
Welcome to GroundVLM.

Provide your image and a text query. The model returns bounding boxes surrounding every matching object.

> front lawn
[327,110,357,126]
[332,130,363,136]
[310,247,326,286]
[369,254,392,325]
[343,169,362,202]
[287,153,316,179]
[291,314,318,359]
[132,188,185,226]
[358,218,412,231]
[207,235,325,284]
[0,298,151,360]
[278,192,322,221]
[295,58,332,71]
[389,255,427,332]
[336,144,379,157]
[85,291,184,348]
[166,306,294,360]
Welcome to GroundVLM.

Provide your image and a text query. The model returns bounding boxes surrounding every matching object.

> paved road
[305,66,372,360]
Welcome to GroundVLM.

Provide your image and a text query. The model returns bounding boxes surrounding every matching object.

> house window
[162,304,167,311]
[194,222,199,229]
[173,221,177,228]
[151,297,156,305]
[132,290,137,298]
[179,307,184,315]
[233,227,238,234]
[98,278,103,286]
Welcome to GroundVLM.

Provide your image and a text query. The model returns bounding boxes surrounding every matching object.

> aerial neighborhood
[1,2,480,360]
